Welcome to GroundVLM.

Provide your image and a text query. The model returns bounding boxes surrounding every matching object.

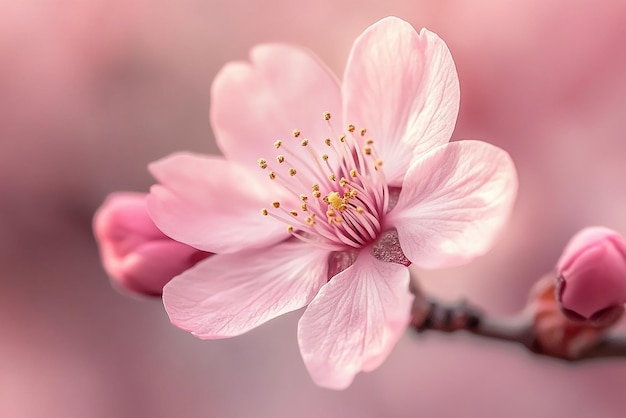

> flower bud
[93,192,211,296]
[556,226,626,326]
[528,275,604,359]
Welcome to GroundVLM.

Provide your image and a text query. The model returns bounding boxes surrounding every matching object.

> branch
[410,296,626,361]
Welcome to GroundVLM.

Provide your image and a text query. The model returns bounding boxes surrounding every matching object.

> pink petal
[342,17,460,186]
[297,252,413,390]
[147,152,291,253]
[211,44,342,171]
[163,241,330,339]
[386,140,517,269]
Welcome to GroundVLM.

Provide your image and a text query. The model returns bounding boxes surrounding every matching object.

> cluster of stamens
[258,111,388,250]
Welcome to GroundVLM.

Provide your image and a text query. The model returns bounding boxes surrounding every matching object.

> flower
[147,16,517,389]
[93,192,211,296]
[556,226,626,326]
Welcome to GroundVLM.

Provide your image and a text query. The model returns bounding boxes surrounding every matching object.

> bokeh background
[2,0,626,417]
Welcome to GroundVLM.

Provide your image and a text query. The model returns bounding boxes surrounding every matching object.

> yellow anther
[269,171,277,180]
[305,216,315,226]
[257,158,268,169]
[339,135,346,143]
[339,177,349,187]
[274,140,282,149]
[288,168,297,176]
[363,146,372,155]
[292,129,301,138]
[312,183,320,191]
[360,128,367,137]
[300,194,308,202]
[301,203,308,211]
[350,189,358,197]
[322,154,329,161]
[287,226,294,233]
[301,139,309,146]
[323,111,331,121]
[376,159,383,167]
[366,138,374,145]
[290,210,298,216]
[350,169,357,178]
[326,210,335,217]
[276,155,285,163]
[329,174,336,182]
[313,190,321,198]
[272,201,280,208]
[322,196,329,204]
[261,208,269,216]
[347,124,355,133]
[356,207,364,214]
[327,192,345,210]
[325,138,332,146]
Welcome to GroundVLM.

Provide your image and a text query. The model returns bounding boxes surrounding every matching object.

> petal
[147,152,291,253]
[386,140,517,269]
[343,17,460,186]
[163,241,330,339]
[297,252,413,390]
[211,44,342,171]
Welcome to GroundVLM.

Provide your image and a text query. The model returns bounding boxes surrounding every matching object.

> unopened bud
[528,275,603,359]
[93,193,211,297]
[556,226,626,326]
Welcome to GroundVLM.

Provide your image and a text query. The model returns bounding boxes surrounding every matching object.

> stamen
[258,119,388,251]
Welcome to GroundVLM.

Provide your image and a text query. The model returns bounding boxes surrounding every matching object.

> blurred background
[2,0,626,417]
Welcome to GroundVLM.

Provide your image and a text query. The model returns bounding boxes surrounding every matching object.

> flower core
[259,112,389,251]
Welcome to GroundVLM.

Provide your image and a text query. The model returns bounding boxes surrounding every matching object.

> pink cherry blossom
[147,16,517,389]
[94,192,211,296]
[556,226,626,325]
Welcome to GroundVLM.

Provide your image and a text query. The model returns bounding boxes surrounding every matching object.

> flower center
[259,112,389,251]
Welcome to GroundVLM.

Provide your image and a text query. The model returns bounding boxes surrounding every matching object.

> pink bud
[93,192,211,297]
[528,275,604,359]
[556,226,626,326]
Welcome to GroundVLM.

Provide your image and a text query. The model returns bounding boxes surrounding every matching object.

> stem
[410,296,626,361]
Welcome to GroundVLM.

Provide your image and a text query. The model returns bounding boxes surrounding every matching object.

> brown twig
[410,296,626,361]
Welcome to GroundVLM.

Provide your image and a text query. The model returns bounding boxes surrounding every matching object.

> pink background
[2,0,626,416]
